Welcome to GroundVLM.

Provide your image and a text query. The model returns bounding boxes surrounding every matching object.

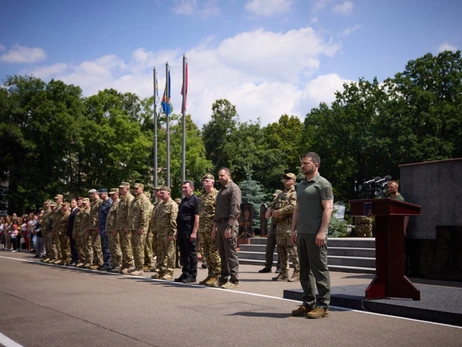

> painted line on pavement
[1,255,461,330]
[0,332,24,347]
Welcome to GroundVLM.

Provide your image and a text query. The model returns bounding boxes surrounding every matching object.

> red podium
[349,199,421,300]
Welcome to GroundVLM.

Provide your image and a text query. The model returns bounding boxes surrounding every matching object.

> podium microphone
[364,177,381,185]
[376,175,392,184]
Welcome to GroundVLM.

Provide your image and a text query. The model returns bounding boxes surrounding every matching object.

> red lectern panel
[349,199,421,300]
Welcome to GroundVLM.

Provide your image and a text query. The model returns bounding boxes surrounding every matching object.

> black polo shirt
[177,194,199,226]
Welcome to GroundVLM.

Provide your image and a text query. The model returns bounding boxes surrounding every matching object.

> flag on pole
[181,61,188,113]
[162,68,172,115]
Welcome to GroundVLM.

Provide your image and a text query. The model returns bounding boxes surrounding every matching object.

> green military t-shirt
[295,173,334,234]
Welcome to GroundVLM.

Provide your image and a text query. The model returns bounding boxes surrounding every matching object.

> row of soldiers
[39,178,222,283]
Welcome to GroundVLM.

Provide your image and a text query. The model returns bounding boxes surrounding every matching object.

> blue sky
[1,0,461,125]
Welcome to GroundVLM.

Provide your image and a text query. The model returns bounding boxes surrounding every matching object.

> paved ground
[0,252,461,347]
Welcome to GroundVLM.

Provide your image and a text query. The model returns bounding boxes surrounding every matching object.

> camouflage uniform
[79,204,91,266]
[156,198,178,277]
[129,190,151,271]
[355,216,373,237]
[89,197,103,267]
[51,203,63,261]
[106,198,122,270]
[144,202,155,269]
[41,208,52,259]
[72,207,84,264]
[271,186,300,277]
[198,188,221,279]
[58,209,71,264]
[149,201,162,261]
[98,197,113,267]
[116,190,134,269]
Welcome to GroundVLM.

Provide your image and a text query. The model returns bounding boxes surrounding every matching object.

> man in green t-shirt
[290,152,334,319]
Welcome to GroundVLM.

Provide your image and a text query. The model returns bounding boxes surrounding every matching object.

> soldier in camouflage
[116,181,134,274]
[40,201,52,262]
[78,198,91,267]
[56,201,71,265]
[198,174,221,286]
[143,190,155,271]
[148,187,162,273]
[106,188,122,273]
[152,187,178,281]
[128,183,151,276]
[50,194,63,264]
[72,197,84,266]
[267,173,300,282]
[88,189,103,270]
[97,189,112,271]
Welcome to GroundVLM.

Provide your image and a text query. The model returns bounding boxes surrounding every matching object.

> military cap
[202,173,215,180]
[44,200,51,205]
[98,188,108,194]
[50,202,57,207]
[283,172,297,180]
[272,189,282,197]
[119,181,130,188]
[62,201,70,207]
[82,198,90,203]
[88,189,97,194]
[54,194,63,200]
[160,186,171,193]
[133,183,144,189]
[108,188,118,195]
[153,186,162,190]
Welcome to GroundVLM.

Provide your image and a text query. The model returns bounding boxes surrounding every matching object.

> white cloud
[438,42,457,52]
[332,1,354,16]
[0,44,5,52]
[245,0,292,17]
[0,44,46,63]
[312,0,330,13]
[21,27,342,126]
[173,0,219,17]
[340,24,360,37]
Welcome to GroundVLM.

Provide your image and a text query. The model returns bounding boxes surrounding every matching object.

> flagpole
[181,55,187,192]
[166,62,171,188]
[153,67,158,199]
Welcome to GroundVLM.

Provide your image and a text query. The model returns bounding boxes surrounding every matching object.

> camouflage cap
[88,189,97,194]
[283,172,297,180]
[62,201,70,208]
[54,194,63,200]
[160,186,171,193]
[108,188,118,195]
[202,173,215,180]
[119,181,130,188]
[153,186,162,190]
[272,189,282,197]
[133,183,144,189]
[82,198,90,204]
[50,202,57,207]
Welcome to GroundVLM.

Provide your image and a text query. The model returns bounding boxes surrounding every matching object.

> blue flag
[161,69,172,115]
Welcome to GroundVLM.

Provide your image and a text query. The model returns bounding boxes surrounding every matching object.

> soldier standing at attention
[98,189,113,271]
[72,197,84,266]
[143,190,155,272]
[198,174,221,286]
[40,201,52,262]
[79,198,91,267]
[175,180,200,283]
[67,198,79,266]
[57,202,71,265]
[106,189,122,273]
[268,173,300,282]
[148,187,162,273]
[117,182,134,274]
[291,152,334,319]
[212,167,242,289]
[128,183,151,276]
[50,194,63,264]
[152,187,178,281]
[88,189,103,270]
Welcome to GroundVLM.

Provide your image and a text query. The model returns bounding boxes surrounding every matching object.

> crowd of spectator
[0,211,45,257]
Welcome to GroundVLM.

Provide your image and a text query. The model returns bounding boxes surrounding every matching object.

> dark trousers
[69,234,79,263]
[265,227,281,269]
[177,223,197,278]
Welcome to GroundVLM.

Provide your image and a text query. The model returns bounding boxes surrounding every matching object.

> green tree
[239,167,266,230]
